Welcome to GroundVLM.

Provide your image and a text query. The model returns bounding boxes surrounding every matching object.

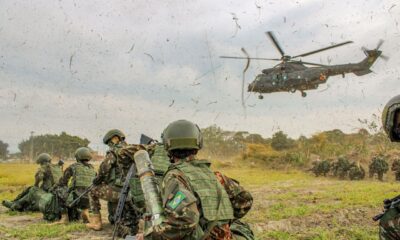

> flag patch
[167,191,186,209]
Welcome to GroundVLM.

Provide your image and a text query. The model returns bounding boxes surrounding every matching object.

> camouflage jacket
[150,158,234,240]
[34,163,54,192]
[96,142,148,187]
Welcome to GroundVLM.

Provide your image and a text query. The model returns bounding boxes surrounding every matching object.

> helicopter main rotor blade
[292,41,353,58]
[266,31,285,57]
[376,39,384,50]
[220,56,280,61]
[291,60,327,67]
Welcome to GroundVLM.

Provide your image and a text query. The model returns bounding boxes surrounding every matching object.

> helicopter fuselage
[248,50,380,96]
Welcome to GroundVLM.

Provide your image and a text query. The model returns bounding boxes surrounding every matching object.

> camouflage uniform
[369,156,389,181]
[2,153,62,212]
[58,160,96,221]
[348,163,365,180]
[391,159,400,181]
[310,160,331,177]
[149,158,234,240]
[332,157,350,179]
[377,95,400,239]
[89,141,146,236]
[141,120,253,240]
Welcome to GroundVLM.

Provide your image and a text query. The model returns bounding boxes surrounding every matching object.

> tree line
[0,132,89,161]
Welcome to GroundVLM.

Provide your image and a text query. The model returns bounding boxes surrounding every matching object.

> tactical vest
[129,145,170,210]
[171,159,234,222]
[71,162,96,188]
[49,164,62,185]
[151,144,170,176]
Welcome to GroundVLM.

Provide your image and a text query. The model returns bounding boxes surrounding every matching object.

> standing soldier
[348,162,365,180]
[135,120,254,240]
[332,157,351,179]
[87,129,144,237]
[376,95,400,239]
[86,129,125,231]
[391,159,400,181]
[2,153,62,211]
[369,155,389,181]
[53,147,96,224]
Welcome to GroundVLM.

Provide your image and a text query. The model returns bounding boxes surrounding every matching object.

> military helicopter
[220,31,387,98]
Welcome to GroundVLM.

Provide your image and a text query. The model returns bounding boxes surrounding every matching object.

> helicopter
[220,31,387,98]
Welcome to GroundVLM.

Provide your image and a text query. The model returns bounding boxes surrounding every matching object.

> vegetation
[0,140,8,159]
[18,132,90,159]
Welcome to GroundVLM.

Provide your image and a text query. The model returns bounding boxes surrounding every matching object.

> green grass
[0,163,393,239]
[0,222,85,239]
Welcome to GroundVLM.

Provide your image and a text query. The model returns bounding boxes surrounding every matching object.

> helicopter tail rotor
[361,40,389,61]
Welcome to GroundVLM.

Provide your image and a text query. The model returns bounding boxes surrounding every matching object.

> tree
[18,132,90,159]
[0,140,9,159]
[271,131,296,151]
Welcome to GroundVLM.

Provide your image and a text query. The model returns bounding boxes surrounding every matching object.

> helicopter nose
[248,82,257,91]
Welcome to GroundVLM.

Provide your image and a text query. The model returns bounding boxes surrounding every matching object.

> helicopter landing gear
[258,95,264,100]
[301,91,307,97]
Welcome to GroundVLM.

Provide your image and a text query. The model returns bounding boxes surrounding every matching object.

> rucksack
[214,171,253,219]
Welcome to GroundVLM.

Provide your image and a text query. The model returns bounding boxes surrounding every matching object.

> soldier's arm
[95,153,115,183]
[151,171,200,239]
[58,165,74,187]
[34,167,45,187]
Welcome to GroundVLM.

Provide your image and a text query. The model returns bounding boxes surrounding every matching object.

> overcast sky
[0,0,399,153]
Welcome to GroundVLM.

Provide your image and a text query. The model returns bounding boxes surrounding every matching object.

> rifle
[373,195,400,221]
[112,163,137,240]
[67,183,94,208]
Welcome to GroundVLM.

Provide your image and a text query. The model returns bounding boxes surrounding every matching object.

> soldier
[377,95,400,239]
[87,129,144,237]
[53,147,96,224]
[2,153,62,211]
[348,162,365,180]
[310,159,331,177]
[136,120,254,240]
[332,157,350,179]
[369,155,389,181]
[391,159,400,181]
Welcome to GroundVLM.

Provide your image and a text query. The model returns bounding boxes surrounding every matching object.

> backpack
[214,171,253,219]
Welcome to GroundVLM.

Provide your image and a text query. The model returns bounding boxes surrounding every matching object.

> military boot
[1,200,13,209]
[86,213,102,231]
[51,213,69,225]
[81,209,90,223]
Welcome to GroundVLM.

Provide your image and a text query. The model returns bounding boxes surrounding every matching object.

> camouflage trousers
[89,183,120,214]
[379,207,400,240]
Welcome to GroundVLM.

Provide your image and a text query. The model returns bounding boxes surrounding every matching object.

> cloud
[0,0,399,152]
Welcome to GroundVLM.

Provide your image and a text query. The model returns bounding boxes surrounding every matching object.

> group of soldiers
[310,154,399,181]
[2,120,255,240]
[310,157,365,180]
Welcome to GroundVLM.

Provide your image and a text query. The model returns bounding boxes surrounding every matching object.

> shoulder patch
[167,190,186,210]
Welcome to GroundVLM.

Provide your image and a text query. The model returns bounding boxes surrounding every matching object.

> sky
[0,0,399,153]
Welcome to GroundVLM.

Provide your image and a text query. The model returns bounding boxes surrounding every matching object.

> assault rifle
[112,163,137,240]
[140,134,156,145]
[373,195,400,221]
[67,183,94,208]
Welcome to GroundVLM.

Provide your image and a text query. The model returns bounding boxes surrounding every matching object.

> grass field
[0,163,397,239]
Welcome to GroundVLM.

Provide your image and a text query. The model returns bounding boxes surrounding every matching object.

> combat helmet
[36,153,52,164]
[103,129,125,144]
[75,147,92,161]
[382,95,400,142]
[162,119,203,151]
